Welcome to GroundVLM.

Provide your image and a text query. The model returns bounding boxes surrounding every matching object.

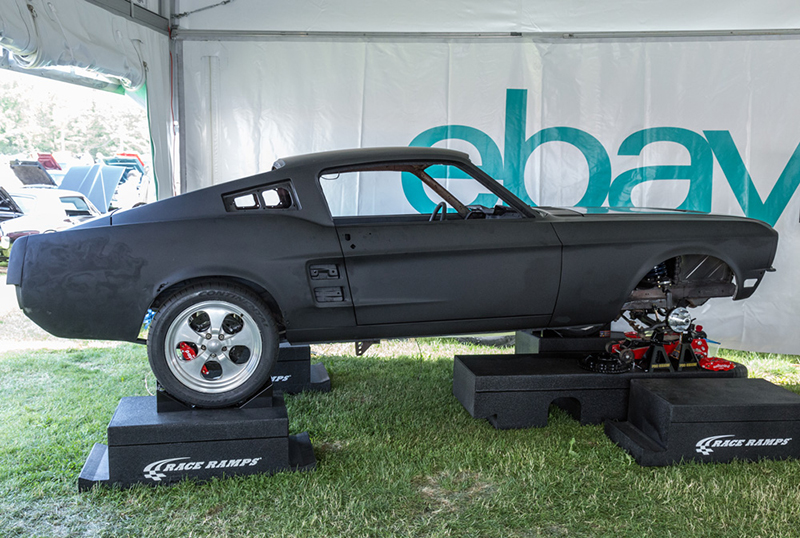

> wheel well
[149,277,286,330]
[624,254,736,310]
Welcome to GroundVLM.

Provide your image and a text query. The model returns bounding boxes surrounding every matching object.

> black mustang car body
[7,147,778,407]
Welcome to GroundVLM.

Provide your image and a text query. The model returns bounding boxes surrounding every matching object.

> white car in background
[0,186,101,259]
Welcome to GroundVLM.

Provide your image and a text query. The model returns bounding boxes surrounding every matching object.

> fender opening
[622,254,735,312]
[142,277,286,340]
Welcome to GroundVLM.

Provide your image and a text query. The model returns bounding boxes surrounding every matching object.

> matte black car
[7,148,779,407]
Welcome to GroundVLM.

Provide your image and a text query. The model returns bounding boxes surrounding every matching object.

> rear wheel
[147,283,278,408]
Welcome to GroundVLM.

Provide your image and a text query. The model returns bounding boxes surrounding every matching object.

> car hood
[0,186,24,220]
[10,161,58,186]
[536,206,707,217]
[60,164,127,213]
[567,206,701,215]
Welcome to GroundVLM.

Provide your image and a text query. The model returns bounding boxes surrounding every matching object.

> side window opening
[320,169,425,218]
[318,162,498,219]
[233,193,259,210]
[261,186,293,209]
[224,183,296,212]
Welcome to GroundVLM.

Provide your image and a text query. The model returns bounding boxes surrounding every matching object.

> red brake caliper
[179,342,197,361]
[699,356,736,371]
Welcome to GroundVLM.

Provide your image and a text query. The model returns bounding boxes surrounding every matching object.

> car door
[319,161,562,326]
[334,216,562,326]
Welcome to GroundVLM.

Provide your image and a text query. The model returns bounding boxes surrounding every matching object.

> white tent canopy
[173,0,800,34]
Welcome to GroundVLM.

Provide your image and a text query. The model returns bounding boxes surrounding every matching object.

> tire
[147,282,278,408]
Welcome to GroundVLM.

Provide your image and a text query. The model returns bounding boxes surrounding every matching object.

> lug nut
[219,334,224,340]
[201,345,206,350]
[222,346,227,351]
[206,333,212,339]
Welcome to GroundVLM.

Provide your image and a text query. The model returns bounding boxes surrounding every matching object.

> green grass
[1,340,799,537]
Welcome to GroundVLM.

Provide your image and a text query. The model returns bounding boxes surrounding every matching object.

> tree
[0,70,151,162]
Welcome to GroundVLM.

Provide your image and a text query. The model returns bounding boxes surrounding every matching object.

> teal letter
[609,128,713,212]
[505,89,611,206]
[521,127,612,207]
[404,125,503,213]
[502,89,534,205]
[705,131,800,226]
[407,89,612,211]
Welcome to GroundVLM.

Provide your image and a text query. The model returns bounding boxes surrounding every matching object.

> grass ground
[0,334,799,537]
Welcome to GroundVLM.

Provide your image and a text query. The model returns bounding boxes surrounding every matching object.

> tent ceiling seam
[172,29,800,42]
[82,0,169,34]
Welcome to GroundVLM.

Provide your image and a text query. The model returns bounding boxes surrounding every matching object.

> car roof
[273,147,472,171]
[109,146,504,227]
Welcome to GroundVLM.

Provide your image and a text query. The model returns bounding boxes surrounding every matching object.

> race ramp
[605,378,800,466]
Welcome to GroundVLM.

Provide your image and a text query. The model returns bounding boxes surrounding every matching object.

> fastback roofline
[274,147,471,171]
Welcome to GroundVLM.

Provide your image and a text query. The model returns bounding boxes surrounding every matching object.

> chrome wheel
[164,299,264,394]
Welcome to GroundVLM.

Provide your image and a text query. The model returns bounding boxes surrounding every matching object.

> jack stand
[674,341,700,371]
[643,344,674,372]
[641,329,674,372]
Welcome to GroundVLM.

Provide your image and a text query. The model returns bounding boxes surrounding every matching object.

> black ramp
[606,378,800,466]
[453,354,746,429]
[515,329,618,354]
[79,392,315,491]
[271,343,331,394]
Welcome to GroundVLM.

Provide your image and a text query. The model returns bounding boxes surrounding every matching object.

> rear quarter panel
[550,214,778,327]
[16,212,348,342]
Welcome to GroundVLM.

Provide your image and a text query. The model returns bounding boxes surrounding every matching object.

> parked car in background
[102,153,154,210]
[0,186,101,261]
[0,186,24,223]
[8,147,779,408]
[9,154,153,213]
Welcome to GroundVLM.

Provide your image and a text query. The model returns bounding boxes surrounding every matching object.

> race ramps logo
[695,434,792,455]
[405,89,800,226]
[143,456,263,482]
